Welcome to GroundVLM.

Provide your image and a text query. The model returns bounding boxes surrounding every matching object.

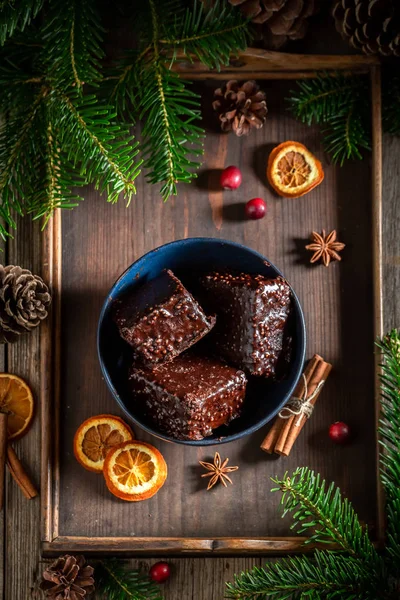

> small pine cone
[332,0,400,57]
[228,0,319,49]
[40,555,95,600]
[0,265,51,343]
[212,80,268,136]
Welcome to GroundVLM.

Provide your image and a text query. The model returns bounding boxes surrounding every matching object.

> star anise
[305,229,345,267]
[199,452,239,490]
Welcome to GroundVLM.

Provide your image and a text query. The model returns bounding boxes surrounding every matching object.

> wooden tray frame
[40,50,384,556]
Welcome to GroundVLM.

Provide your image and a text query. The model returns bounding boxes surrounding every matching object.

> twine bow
[279,374,325,426]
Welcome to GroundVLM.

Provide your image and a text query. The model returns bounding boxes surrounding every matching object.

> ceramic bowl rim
[97,237,306,446]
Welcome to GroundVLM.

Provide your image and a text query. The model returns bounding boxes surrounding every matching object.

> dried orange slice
[0,374,34,440]
[103,440,167,502]
[267,141,324,198]
[73,415,134,473]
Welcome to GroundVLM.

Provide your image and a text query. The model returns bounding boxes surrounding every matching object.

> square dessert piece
[129,354,247,441]
[199,272,292,378]
[114,269,215,366]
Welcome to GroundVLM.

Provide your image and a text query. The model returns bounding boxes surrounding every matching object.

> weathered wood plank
[5,218,43,599]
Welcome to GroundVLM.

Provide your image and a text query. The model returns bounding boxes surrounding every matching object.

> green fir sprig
[96,559,163,600]
[288,71,400,166]
[288,72,371,166]
[226,329,400,600]
[0,0,250,236]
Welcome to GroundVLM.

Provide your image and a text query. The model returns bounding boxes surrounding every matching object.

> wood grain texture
[38,78,380,555]
[2,40,399,600]
[5,218,44,599]
[172,48,379,79]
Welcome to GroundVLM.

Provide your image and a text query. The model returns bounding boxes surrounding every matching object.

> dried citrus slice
[73,415,134,473]
[267,141,324,198]
[103,440,167,502]
[0,373,34,440]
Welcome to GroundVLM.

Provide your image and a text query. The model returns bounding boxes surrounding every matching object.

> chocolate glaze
[199,272,292,378]
[129,353,247,440]
[114,269,216,366]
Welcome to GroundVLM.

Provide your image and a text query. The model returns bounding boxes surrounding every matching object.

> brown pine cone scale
[0,265,51,343]
[40,555,95,600]
[333,0,400,57]
[212,80,268,136]
[229,0,319,49]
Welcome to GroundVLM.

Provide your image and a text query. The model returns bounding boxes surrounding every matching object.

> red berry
[329,421,350,444]
[245,197,266,220]
[149,561,171,584]
[220,166,242,190]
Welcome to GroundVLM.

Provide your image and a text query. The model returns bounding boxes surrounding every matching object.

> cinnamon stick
[0,412,7,510]
[260,417,285,454]
[260,355,322,454]
[276,358,332,456]
[6,445,38,500]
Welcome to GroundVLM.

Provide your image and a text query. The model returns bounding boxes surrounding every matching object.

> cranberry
[245,197,266,220]
[329,421,350,444]
[149,561,171,584]
[220,166,242,190]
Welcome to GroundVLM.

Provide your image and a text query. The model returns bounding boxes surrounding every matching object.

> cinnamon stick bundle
[6,445,38,500]
[261,354,332,457]
[0,412,7,510]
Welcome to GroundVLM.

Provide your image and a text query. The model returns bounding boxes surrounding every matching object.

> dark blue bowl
[97,238,306,446]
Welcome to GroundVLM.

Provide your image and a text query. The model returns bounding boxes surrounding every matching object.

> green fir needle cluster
[288,71,400,167]
[226,329,400,600]
[0,0,250,239]
[96,559,163,600]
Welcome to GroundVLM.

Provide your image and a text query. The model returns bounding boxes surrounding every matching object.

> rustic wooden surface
[1,25,400,600]
[40,79,379,554]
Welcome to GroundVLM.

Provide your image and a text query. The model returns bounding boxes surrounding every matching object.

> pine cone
[212,80,268,136]
[228,0,319,49]
[0,265,51,343]
[40,555,95,600]
[332,0,400,56]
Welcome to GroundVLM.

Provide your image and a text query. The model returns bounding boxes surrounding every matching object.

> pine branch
[376,329,400,574]
[137,0,204,201]
[288,73,363,126]
[26,120,84,227]
[0,85,48,239]
[0,0,45,45]
[271,468,382,569]
[96,559,163,600]
[139,61,204,200]
[42,0,103,90]
[0,32,43,112]
[226,550,377,600]
[50,90,142,203]
[288,73,371,165]
[160,0,250,70]
[323,109,371,166]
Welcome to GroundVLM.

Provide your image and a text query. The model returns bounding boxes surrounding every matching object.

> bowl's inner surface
[98,239,305,445]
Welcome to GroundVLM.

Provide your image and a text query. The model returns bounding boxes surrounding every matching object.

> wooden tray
[40,51,384,556]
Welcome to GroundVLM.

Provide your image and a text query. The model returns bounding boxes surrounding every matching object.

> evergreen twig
[226,330,400,600]
[96,559,163,600]
[377,330,400,574]
[42,0,104,90]
[288,72,371,165]
[226,551,376,600]
[0,0,44,45]
[0,0,250,231]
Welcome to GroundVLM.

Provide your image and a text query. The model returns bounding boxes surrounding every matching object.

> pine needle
[0,0,44,45]
[96,559,163,600]
[43,0,104,90]
[161,0,250,70]
[288,73,371,166]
